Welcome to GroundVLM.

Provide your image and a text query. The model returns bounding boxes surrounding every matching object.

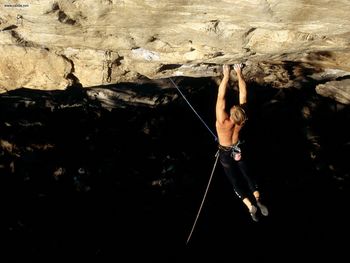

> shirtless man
[215,64,268,222]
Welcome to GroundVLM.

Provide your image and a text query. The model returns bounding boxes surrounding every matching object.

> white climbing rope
[169,78,218,141]
[186,150,220,245]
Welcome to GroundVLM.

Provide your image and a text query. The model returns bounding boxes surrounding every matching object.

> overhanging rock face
[1,0,350,103]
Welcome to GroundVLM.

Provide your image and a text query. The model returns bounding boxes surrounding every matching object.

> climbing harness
[218,140,244,161]
[168,77,219,245]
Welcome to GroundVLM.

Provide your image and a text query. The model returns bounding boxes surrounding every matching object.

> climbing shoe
[257,201,269,216]
[249,205,259,222]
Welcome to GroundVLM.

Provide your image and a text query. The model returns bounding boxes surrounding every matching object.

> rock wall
[1,0,350,103]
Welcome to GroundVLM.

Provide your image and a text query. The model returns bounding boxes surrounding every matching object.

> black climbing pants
[218,145,258,200]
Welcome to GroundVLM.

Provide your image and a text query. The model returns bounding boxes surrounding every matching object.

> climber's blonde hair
[230,105,247,126]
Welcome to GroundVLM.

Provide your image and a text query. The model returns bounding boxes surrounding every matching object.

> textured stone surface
[1,0,350,97]
[316,79,350,104]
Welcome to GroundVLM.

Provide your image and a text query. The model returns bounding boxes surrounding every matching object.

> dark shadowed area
[0,77,349,262]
